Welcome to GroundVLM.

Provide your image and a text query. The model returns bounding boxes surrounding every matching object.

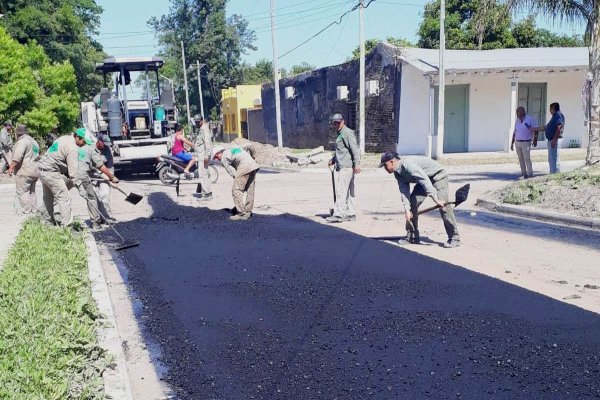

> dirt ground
[493,165,600,218]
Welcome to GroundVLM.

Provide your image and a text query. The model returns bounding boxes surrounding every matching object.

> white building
[396,45,589,155]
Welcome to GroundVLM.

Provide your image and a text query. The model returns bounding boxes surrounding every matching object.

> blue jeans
[547,138,562,174]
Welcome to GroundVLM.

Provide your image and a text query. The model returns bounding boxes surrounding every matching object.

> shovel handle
[417,201,455,215]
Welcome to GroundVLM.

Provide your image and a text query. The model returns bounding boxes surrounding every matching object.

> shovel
[87,201,140,251]
[416,184,470,215]
[91,178,143,205]
[329,166,336,216]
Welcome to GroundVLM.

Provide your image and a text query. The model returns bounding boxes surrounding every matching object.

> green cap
[75,128,93,145]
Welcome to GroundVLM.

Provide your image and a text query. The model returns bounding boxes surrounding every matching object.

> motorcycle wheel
[158,165,177,185]
[207,165,219,184]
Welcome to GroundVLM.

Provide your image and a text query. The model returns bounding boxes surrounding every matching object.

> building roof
[391,44,588,74]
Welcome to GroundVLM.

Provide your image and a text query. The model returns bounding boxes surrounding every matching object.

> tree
[241,59,276,85]
[350,37,414,59]
[149,0,256,118]
[512,16,584,47]
[0,0,106,100]
[290,62,315,75]
[505,0,599,165]
[0,27,79,143]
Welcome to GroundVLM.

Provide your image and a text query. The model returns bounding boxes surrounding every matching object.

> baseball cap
[15,124,28,136]
[193,114,204,122]
[75,128,93,145]
[211,145,225,160]
[4,121,13,127]
[378,151,399,168]
[330,113,344,123]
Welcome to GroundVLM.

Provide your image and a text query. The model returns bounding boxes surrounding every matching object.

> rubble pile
[230,138,330,167]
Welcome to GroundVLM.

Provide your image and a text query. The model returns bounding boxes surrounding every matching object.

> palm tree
[507,0,599,165]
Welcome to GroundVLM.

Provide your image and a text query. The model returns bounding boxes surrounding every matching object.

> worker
[171,124,196,179]
[38,130,88,226]
[379,151,460,249]
[211,145,259,221]
[0,121,14,172]
[326,113,361,223]
[6,124,40,214]
[77,129,119,230]
[93,132,116,221]
[193,115,213,201]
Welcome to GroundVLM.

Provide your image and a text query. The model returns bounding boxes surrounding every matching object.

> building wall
[221,85,262,139]
[261,45,401,152]
[398,67,587,154]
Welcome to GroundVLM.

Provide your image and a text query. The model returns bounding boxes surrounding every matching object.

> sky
[96,0,584,76]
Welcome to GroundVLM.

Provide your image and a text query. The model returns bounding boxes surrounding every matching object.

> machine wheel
[158,165,177,185]
[207,165,219,184]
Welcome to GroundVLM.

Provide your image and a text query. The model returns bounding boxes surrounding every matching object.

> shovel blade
[125,192,143,205]
[115,241,140,251]
[454,184,471,207]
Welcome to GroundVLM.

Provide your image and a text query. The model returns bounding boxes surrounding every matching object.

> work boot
[325,215,344,223]
[230,212,251,221]
[104,216,117,223]
[443,238,460,248]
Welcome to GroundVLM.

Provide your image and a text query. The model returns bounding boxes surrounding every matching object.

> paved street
[87,161,600,399]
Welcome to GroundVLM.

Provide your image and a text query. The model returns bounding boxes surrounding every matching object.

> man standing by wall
[510,106,538,179]
[193,115,213,201]
[543,102,565,174]
[7,124,40,214]
[326,113,361,223]
[379,151,460,248]
[212,145,259,221]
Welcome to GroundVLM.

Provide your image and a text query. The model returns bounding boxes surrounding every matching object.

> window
[518,83,547,141]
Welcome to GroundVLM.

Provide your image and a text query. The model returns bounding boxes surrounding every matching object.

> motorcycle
[156,154,219,185]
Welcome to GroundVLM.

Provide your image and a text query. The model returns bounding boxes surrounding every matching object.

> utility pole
[196,61,205,119]
[270,0,283,149]
[181,40,191,127]
[434,0,445,159]
[359,0,366,154]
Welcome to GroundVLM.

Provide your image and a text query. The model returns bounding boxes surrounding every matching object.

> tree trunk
[588,16,600,165]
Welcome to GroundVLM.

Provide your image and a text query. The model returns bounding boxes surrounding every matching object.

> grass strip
[0,218,106,399]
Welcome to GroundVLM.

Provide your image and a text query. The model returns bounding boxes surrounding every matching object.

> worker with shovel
[211,145,259,221]
[379,152,460,248]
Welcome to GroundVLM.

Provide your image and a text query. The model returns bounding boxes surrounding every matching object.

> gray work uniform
[38,135,80,225]
[394,156,459,241]
[332,126,361,218]
[11,134,40,214]
[193,123,213,194]
[76,145,105,225]
[92,135,115,218]
[221,147,259,215]
[0,127,14,171]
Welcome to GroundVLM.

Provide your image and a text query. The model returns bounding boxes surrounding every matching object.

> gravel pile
[230,138,290,166]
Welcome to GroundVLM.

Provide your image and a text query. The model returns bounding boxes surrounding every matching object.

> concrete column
[426,81,435,158]
[507,80,517,152]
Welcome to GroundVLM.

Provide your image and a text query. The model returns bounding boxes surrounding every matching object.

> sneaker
[325,215,344,223]
[230,212,251,221]
[343,215,356,222]
[397,233,420,245]
[443,239,460,248]
[397,236,412,246]
[184,172,193,180]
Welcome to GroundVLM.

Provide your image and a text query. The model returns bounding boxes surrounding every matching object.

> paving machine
[81,56,178,171]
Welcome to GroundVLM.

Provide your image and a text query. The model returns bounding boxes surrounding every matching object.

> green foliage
[241,59,277,85]
[0,219,106,399]
[1,0,106,100]
[0,27,79,142]
[290,62,315,76]
[500,181,545,204]
[350,37,414,60]
[417,0,585,50]
[150,0,257,116]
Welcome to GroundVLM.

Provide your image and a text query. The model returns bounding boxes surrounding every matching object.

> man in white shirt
[510,106,538,179]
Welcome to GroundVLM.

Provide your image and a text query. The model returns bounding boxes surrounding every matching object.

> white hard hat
[211,145,225,160]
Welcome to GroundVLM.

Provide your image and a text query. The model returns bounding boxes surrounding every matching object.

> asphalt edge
[476,197,600,231]
[84,232,134,400]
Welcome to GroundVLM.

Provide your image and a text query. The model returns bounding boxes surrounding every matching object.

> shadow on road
[97,191,600,399]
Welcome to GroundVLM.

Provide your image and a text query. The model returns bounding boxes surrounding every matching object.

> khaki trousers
[195,153,212,195]
[409,176,460,241]
[77,177,102,224]
[15,175,38,214]
[94,170,114,218]
[40,171,73,226]
[232,170,257,215]
[333,167,356,218]
[515,140,533,177]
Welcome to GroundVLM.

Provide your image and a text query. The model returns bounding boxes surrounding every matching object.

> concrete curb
[476,198,600,231]
[84,232,134,400]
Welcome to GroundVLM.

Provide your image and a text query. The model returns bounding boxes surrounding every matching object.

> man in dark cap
[326,113,361,223]
[379,151,460,248]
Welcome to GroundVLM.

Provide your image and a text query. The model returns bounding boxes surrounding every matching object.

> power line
[245,0,330,17]
[250,1,353,30]
[247,0,352,23]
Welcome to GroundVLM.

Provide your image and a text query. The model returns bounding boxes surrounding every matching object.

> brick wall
[261,45,401,152]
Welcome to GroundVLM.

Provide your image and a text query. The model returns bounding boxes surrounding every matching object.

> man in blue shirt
[543,102,565,174]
